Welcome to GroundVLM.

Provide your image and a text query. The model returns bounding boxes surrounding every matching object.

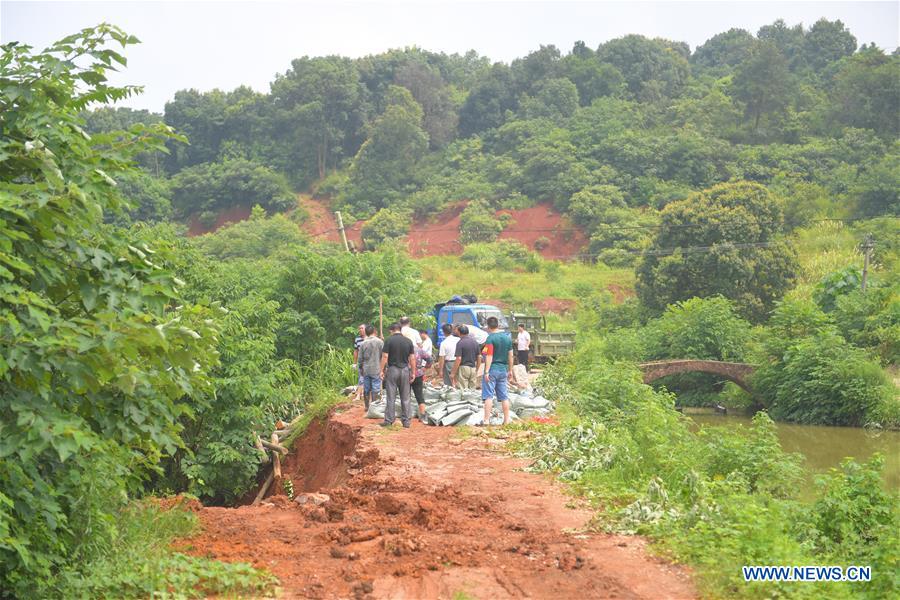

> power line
[335,216,894,235]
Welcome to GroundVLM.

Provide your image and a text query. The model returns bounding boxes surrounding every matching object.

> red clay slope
[347,201,588,259]
[189,197,589,259]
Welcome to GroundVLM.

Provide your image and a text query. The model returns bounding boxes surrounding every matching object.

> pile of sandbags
[507,389,553,419]
[363,383,554,425]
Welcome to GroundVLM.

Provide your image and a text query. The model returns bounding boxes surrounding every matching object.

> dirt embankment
[178,407,695,599]
[304,197,590,259]
[184,196,589,260]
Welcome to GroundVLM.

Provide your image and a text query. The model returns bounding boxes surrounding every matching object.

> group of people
[353,316,532,428]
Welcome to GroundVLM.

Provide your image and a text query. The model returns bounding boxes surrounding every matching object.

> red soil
[185,197,588,260]
[533,298,578,314]
[498,204,588,260]
[405,202,588,259]
[177,406,696,599]
[302,195,365,249]
[187,205,252,236]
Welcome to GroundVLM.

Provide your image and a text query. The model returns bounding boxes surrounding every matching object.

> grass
[282,347,356,447]
[793,221,863,287]
[50,498,277,599]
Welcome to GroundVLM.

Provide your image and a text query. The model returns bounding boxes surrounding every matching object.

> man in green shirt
[481,316,519,425]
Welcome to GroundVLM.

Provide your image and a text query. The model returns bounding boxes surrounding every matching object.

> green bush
[459,200,503,243]
[629,296,752,406]
[160,295,303,503]
[170,157,296,218]
[754,330,897,427]
[360,207,411,248]
[460,240,535,270]
[813,266,862,313]
[276,246,429,362]
[194,210,308,260]
[522,337,895,599]
[833,284,900,364]
[645,296,751,362]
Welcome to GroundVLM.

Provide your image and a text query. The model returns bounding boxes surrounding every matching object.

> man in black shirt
[379,322,415,428]
[451,325,481,389]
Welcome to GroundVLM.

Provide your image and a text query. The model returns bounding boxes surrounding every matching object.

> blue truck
[428,295,576,362]
[429,295,509,346]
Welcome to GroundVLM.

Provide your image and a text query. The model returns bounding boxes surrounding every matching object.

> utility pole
[335,211,350,253]
[861,234,874,292]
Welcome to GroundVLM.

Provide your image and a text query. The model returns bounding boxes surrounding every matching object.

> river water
[687,412,900,494]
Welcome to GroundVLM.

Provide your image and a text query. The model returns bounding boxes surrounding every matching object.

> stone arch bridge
[638,360,756,393]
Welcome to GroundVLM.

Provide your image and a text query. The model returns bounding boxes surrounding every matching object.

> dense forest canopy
[87,17,898,232]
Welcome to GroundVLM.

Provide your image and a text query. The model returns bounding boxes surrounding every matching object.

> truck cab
[432,302,509,345]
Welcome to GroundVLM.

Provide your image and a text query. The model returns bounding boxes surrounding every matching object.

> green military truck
[507,311,576,362]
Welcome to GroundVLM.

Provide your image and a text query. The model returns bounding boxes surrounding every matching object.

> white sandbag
[516,407,551,419]
[460,389,482,403]
[512,365,530,389]
[365,400,401,419]
[512,395,550,409]
[423,387,443,402]
[441,388,463,403]
[440,407,473,426]
[464,411,484,426]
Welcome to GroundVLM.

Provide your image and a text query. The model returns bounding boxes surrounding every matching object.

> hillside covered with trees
[92,17,897,246]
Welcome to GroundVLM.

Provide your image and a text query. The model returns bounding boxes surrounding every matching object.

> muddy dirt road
[180,406,696,599]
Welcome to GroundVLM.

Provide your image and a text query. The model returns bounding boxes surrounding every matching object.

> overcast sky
[2,1,898,113]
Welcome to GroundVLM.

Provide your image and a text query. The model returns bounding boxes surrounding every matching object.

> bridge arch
[638,360,756,393]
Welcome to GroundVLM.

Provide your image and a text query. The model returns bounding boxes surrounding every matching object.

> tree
[830,49,900,138]
[561,54,625,105]
[194,211,309,260]
[731,41,795,133]
[518,77,580,121]
[361,207,412,248]
[567,184,627,230]
[636,181,798,321]
[169,158,296,218]
[163,88,229,171]
[111,170,173,224]
[270,56,367,183]
[691,28,756,70]
[275,248,428,362]
[343,86,429,214]
[757,19,805,68]
[0,26,217,594]
[512,44,562,91]
[458,63,518,136]
[395,61,459,149]
[82,106,166,174]
[801,18,857,72]
[597,35,691,101]
[852,154,900,218]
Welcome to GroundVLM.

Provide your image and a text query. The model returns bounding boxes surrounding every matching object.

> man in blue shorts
[481,316,520,425]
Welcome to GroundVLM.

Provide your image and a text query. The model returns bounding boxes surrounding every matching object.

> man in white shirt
[400,316,419,348]
[437,323,458,386]
[419,330,433,355]
[516,323,531,372]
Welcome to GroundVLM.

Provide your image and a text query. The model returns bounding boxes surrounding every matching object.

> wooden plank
[251,470,274,506]
[260,438,289,454]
